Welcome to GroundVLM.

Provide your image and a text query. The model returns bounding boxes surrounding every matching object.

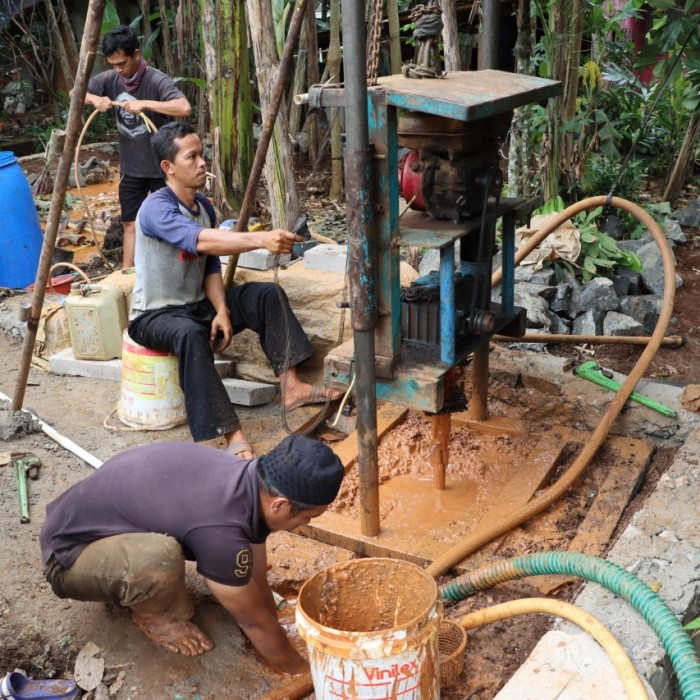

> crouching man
[39,435,344,674]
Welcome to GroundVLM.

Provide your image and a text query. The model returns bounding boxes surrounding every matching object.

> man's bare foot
[282,383,343,411]
[132,611,214,656]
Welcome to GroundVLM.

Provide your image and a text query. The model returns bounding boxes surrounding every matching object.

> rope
[73,104,158,271]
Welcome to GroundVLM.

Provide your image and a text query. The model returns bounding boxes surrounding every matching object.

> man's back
[40,443,269,585]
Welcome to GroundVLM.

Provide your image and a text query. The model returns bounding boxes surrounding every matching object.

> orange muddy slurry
[58,178,120,264]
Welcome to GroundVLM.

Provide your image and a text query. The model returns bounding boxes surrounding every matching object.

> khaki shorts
[44,532,193,619]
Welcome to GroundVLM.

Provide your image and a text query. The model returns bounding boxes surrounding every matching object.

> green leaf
[584,257,598,274]
[581,230,598,244]
[101,1,121,34]
[685,618,700,631]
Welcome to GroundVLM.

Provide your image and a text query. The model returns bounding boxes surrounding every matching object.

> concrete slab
[49,347,235,381]
[304,244,348,274]
[221,378,276,406]
[221,251,291,270]
[495,424,700,700]
[494,629,655,699]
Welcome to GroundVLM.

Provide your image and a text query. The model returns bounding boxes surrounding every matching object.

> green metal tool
[573,360,677,418]
[12,453,41,523]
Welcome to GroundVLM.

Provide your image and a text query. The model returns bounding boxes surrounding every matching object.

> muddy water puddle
[330,410,561,534]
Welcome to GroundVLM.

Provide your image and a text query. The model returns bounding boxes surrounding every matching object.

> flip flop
[0,672,78,700]
[285,387,341,412]
[225,440,256,458]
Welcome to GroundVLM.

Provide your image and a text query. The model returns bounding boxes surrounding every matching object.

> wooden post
[12,0,105,411]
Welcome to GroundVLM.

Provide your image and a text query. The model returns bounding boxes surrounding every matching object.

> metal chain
[366,0,385,86]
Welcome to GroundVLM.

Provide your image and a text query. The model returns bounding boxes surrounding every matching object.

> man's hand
[210,307,233,353]
[121,99,148,115]
[90,95,112,112]
[263,229,304,255]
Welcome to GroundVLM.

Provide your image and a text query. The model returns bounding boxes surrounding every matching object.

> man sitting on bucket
[128,121,340,459]
[39,435,344,675]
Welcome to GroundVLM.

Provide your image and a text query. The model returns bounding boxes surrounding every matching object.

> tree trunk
[288,18,307,140]
[328,0,343,201]
[33,128,66,195]
[200,0,252,213]
[55,0,79,72]
[560,0,583,188]
[245,0,300,228]
[387,0,402,74]
[507,0,534,197]
[303,0,320,164]
[663,111,700,206]
[542,0,570,201]
[442,0,461,72]
[157,0,175,76]
[44,0,74,90]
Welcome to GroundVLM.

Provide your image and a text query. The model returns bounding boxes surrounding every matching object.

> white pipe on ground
[0,390,103,469]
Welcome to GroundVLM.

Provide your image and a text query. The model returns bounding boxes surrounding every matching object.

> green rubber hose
[440,552,700,700]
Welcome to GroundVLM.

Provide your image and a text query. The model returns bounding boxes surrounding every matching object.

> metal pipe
[493,333,685,348]
[440,244,456,364]
[223,0,309,287]
[0,391,103,469]
[430,412,450,491]
[469,342,490,420]
[478,0,500,70]
[342,0,380,537]
[11,0,104,412]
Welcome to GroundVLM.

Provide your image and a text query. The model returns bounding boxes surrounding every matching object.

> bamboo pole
[223,0,308,287]
[12,0,105,412]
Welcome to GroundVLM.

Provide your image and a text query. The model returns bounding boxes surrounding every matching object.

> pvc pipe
[426,196,676,580]
[441,552,700,700]
[0,391,103,469]
[456,597,649,700]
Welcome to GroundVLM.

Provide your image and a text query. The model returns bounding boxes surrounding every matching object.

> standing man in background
[79,25,191,268]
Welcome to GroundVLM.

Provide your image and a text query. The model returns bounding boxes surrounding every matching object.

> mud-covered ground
[1,148,698,698]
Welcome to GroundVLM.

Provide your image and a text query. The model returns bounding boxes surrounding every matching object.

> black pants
[128,282,314,442]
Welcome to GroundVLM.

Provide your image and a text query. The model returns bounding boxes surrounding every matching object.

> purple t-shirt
[39,443,270,586]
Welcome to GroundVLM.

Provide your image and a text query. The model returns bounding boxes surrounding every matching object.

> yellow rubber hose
[425,195,675,579]
[72,104,157,270]
[456,597,649,700]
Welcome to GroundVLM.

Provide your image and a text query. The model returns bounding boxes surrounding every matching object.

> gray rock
[618,295,663,334]
[548,312,571,335]
[514,281,557,300]
[637,241,683,295]
[550,283,573,316]
[418,249,440,277]
[514,266,557,285]
[614,267,644,295]
[572,308,605,335]
[601,215,625,240]
[673,203,700,228]
[571,277,619,316]
[663,219,687,245]
[617,238,649,254]
[513,286,552,328]
[603,311,644,337]
[611,274,631,297]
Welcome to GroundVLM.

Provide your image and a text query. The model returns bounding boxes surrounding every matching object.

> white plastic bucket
[296,558,441,699]
[117,330,187,430]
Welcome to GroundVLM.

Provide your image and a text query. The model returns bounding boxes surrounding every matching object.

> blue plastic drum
[0,151,44,287]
